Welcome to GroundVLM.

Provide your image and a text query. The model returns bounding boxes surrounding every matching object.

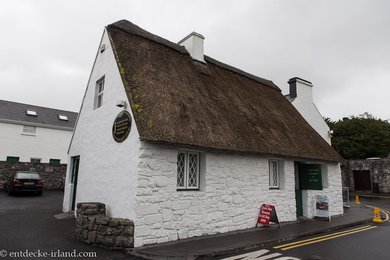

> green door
[295,190,303,217]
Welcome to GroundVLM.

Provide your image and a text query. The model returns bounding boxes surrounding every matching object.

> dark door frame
[295,162,303,217]
[70,156,80,211]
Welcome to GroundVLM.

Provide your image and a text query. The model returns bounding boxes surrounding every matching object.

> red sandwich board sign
[256,204,280,228]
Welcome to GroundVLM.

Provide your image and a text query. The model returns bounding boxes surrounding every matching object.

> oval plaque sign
[112,111,132,143]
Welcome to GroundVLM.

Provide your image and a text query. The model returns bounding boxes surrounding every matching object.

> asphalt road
[0,190,139,260]
[222,196,390,260]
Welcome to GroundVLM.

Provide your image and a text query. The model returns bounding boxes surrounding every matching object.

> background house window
[50,159,61,164]
[26,110,37,116]
[6,156,19,163]
[31,158,41,163]
[22,125,36,135]
[269,160,279,189]
[94,76,105,109]
[177,151,200,190]
[58,114,68,121]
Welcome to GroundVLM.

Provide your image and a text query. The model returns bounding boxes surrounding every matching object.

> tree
[326,113,390,159]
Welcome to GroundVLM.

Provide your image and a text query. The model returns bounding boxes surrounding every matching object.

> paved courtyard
[0,190,137,260]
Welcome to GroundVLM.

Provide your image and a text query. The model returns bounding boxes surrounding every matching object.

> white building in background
[63,20,343,247]
[0,100,77,164]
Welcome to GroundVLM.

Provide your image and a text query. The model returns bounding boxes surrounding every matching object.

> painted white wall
[288,79,331,144]
[133,142,298,247]
[0,121,72,163]
[62,29,141,220]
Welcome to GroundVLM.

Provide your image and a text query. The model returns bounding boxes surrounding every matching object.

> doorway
[294,162,303,217]
[353,170,371,191]
[70,156,80,211]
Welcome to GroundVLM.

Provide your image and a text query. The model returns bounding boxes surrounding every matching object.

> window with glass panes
[177,151,200,190]
[269,160,279,189]
[94,76,105,109]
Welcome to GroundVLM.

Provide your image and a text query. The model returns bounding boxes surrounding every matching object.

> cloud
[0,0,389,120]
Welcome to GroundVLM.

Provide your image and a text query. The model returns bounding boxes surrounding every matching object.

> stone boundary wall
[75,202,134,253]
[342,159,390,193]
[0,161,67,190]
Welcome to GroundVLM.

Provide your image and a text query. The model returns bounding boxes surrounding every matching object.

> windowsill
[177,188,200,191]
[21,133,36,136]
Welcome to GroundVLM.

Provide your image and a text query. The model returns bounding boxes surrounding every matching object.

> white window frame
[58,114,68,121]
[26,110,37,116]
[94,76,105,109]
[177,151,200,190]
[22,125,36,136]
[269,160,280,189]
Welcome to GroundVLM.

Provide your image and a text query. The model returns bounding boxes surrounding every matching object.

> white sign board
[342,187,350,208]
[314,195,330,221]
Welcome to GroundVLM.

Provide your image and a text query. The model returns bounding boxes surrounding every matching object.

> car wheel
[37,191,42,196]
[7,189,13,196]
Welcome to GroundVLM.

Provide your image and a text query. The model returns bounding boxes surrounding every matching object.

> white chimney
[288,77,313,101]
[178,32,205,63]
[287,77,332,144]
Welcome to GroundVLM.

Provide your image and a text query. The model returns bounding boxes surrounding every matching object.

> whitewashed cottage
[63,20,343,247]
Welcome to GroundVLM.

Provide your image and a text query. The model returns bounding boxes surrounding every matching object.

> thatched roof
[106,20,341,162]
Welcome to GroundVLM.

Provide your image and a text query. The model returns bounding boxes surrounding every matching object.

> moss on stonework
[131,103,142,113]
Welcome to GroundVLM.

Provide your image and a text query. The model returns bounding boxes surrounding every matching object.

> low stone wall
[342,159,390,193]
[0,161,67,190]
[75,202,134,253]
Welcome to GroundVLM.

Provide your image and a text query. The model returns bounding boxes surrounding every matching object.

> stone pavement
[131,204,373,260]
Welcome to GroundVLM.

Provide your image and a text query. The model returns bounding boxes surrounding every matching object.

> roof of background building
[106,20,341,162]
[0,99,78,130]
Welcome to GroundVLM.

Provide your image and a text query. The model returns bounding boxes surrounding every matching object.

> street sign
[256,204,279,228]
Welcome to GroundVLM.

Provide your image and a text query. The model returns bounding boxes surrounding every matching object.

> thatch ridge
[106,20,341,162]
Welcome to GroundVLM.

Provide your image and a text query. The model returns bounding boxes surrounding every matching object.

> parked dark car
[4,171,44,195]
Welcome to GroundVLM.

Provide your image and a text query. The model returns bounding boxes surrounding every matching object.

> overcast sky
[1,0,389,120]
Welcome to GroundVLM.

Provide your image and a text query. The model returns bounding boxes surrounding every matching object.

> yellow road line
[279,226,377,251]
[273,225,372,249]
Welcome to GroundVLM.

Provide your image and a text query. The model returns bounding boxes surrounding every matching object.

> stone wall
[133,142,343,247]
[342,159,390,193]
[0,161,67,190]
[75,202,134,253]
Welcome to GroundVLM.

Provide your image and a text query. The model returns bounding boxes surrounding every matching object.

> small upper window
[26,110,37,116]
[58,115,68,121]
[22,125,36,135]
[94,76,105,109]
[269,160,279,189]
[31,158,41,163]
[49,159,61,164]
[177,151,200,190]
[6,156,19,163]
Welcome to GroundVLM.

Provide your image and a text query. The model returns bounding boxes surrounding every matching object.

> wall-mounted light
[328,129,334,138]
[116,100,127,109]
[100,44,106,53]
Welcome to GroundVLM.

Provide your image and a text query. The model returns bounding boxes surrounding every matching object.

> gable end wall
[62,29,141,219]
